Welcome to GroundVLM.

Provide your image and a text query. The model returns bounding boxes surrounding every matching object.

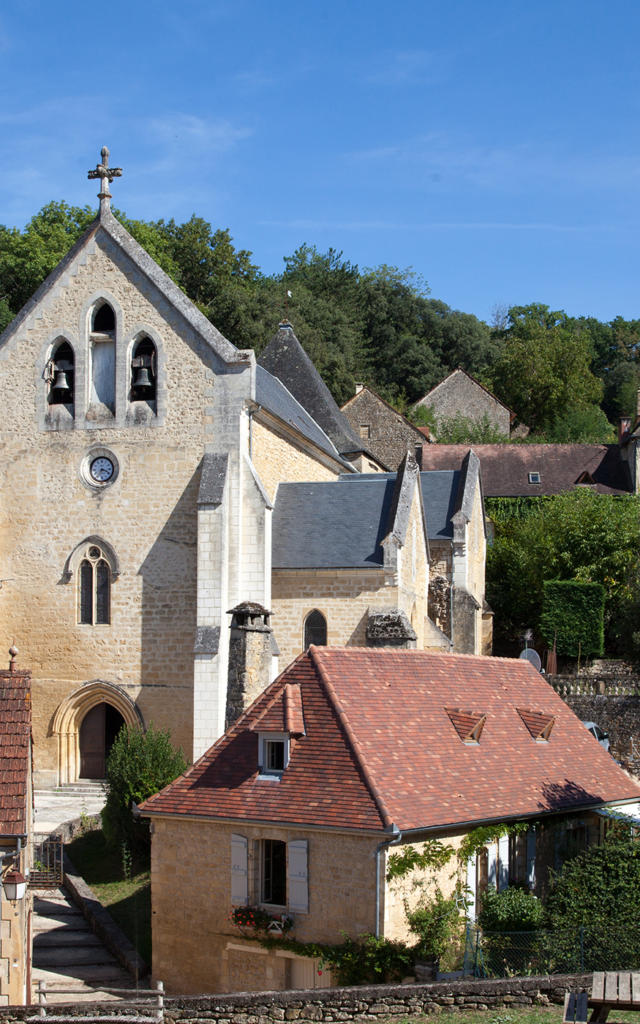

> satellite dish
[519,648,542,672]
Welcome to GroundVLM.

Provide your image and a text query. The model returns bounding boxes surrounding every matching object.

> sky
[1,0,640,325]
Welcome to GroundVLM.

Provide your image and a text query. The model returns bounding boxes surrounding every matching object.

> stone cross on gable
[88,146,122,215]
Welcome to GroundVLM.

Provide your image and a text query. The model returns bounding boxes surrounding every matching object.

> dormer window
[528,472,541,484]
[517,708,555,742]
[258,732,289,778]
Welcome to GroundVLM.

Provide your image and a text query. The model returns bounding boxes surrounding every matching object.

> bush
[101,724,187,856]
[405,888,463,961]
[543,826,640,970]
[478,886,544,932]
[540,579,605,658]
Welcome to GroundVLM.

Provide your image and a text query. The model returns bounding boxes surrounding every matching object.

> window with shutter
[231,833,248,905]
[287,839,308,914]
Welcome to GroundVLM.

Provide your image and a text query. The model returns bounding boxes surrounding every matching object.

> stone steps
[31,888,135,1004]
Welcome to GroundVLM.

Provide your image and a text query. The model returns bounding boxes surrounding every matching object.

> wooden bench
[564,972,640,1024]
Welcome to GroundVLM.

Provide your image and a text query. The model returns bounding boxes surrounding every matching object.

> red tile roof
[141,648,640,833]
[0,670,31,835]
[420,444,631,496]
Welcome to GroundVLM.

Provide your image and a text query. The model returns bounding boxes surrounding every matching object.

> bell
[52,369,71,393]
[133,366,153,391]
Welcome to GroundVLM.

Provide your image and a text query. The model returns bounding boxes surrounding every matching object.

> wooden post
[38,979,47,1018]
[155,979,164,1021]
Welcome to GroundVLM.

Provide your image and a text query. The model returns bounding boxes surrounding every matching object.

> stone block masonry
[0,973,590,1021]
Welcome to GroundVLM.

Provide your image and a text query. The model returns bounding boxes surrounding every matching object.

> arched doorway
[52,681,144,784]
[79,703,125,779]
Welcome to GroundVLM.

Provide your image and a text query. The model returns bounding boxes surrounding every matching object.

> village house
[141,646,640,995]
[420,442,634,496]
[412,368,517,437]
[0,149,491,790]
[340,384,428,471]
[0,650,32,1006]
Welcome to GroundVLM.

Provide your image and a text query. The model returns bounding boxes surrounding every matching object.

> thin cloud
[147,114,251,152]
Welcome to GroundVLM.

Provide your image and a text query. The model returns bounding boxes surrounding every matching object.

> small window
[359,424,370,439]
[528,472,541,484]
[130,336,157,404]
[48,340,75,409]
[304,610,327,648]
[78,544,111,625]
[258,732,289,777]
[262,839,286,906]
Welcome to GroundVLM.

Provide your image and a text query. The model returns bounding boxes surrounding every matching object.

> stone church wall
[250,418,339,504]
[0,232,238,784]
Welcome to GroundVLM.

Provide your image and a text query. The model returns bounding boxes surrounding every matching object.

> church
[0,149,489,789]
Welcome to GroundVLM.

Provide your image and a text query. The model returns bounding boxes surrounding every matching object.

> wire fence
[463,924,640,978]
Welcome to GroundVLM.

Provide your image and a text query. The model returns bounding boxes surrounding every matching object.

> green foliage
[478,887,544,933]
[260,932,414,986]
[542,404,614,443]
[386,839,455,882]
[457,823,529,864]
[433,412,509,444]
[543,826,640,970]
[486,490,640,657]
[407,403,436,429]
[405,888,464,960]
[101,725,187,856]
[489,304,603,432]
[540,580,605,657]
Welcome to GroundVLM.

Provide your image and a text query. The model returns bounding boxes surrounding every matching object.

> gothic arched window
[130,335,157,405]
[78,544,111,625]
[90,301,116,413]
[48,340,75,410]
[304,610,327,648]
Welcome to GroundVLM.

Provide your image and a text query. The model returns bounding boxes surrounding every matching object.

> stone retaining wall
[7,972,590,1021]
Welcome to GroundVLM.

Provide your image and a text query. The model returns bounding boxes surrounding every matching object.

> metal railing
[464,924,640,978]
[29,834,63,887]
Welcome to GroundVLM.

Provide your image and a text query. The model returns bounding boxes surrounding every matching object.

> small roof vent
[517,708,555,741]
[528,471,541,484]
[446,708,487,744]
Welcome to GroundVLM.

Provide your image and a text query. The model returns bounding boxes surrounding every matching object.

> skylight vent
[576,471,595,486]
[446,708,487,744]
[517,708,555,742]
[528,472,541,484]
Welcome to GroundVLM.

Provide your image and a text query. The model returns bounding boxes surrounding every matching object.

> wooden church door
[79,703,125,778]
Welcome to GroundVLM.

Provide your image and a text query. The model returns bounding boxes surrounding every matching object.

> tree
[544,826,640,970]
[101,725,187,856]
[431,412,508,444]
[543,404,614,443]
[489,304,603,432]
[486,490,640,657]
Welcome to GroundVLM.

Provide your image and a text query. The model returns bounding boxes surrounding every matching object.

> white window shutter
[487,844,497,888]
[288,839,308,913]
[231,833,248,905]
[526,828,536,889]
[465,854,477,920]
[498,834,509,891]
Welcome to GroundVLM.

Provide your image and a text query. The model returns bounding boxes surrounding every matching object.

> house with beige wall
[142,646,640,995]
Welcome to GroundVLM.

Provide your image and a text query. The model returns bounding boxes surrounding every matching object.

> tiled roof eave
[140,806,388,835]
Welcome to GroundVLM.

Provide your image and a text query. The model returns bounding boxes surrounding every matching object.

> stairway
[31,887,136,1003]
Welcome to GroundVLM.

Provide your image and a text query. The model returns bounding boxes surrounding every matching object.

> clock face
[90,456,114,483]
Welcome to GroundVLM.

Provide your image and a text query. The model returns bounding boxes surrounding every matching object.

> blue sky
[2,0,640,324]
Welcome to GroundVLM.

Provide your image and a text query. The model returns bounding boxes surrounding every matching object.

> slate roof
[419,444,632,497]
[272,467,461,569]
[141,648,640,833]
[258,324,367,458]
[255,366,352,469]
[0,670,31,836]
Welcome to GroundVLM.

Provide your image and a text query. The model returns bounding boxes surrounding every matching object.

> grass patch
[66,827,151,965]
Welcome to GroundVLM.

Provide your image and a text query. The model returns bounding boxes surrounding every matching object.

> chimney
[355,382,364,395]
[618,416,632,445]
[226,603,273,728]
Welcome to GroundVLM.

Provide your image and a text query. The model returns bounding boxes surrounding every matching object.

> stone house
[340,384,428,471]
[413,368,515,437]
[0,651,32,1005]
[141,645,640,995]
